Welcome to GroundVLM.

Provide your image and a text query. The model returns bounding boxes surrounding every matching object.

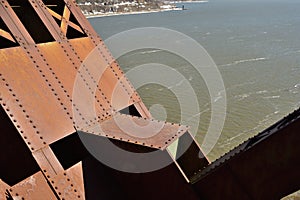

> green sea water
[88,0,300,161]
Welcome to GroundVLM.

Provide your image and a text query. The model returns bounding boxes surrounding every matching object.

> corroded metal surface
[80,113,189,150]
[0,47,76,151]
[9,172,57,200]
[47,163,85,200]
[0,179,9,200]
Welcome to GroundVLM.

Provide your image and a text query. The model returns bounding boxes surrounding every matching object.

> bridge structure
[0,0,299,199]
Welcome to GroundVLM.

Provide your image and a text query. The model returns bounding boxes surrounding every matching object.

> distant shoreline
[170,0,208,3]
[84,1,208,19]
[85,8,182,19]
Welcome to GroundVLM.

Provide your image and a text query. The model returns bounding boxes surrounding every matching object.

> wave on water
[256,90,268,94]
[213,90,226,102]
[167,79,186,89]
[128,49,163,56]
[234,93,250,101]
[219,109,280,149]
[140,49,163,55]
[234,90,277,101]
[290,83,300,94]
[219,57,268,67]
[185,103,210,122]
[262,95,280,99]
[226,80,256,92]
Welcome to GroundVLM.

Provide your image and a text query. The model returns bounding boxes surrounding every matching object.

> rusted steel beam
[79,113,189,150]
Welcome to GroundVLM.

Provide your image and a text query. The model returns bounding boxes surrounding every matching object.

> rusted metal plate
[37,40,115,129]
[95,43,142,107]
[64,11,141,112]
[80,113,189,150]
[68,38,144,128]
[48,162,85,200]
[33,147,85,199]
[96,67,135,111]
[69,38,140,112]
[1,1,76,148]
[68,37,94,61]
[0,179,9,200]
[9,171,57,200]
[0,47,75,151]
[65,162,85,199]
[36,42,80,105]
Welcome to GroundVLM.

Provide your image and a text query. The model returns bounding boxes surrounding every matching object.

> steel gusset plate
[43,162,85,200]
[80,113,189,150]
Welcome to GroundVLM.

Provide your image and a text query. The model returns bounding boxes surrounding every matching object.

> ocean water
[88,0,300,161]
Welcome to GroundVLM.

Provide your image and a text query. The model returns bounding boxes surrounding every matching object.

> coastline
[84,0,208,19]
[85,8,182,19]
[170,0,208,3]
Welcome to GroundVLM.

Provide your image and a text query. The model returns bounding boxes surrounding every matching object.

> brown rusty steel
[0,46,76,151]
[0,179,9,200]
[33,147,86,199]
[80,113,189,150]
[73,41,141,113]
[65,0,142,109]
[9,172,57,200]
[47,162,85,200]
[0,1,76,150]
